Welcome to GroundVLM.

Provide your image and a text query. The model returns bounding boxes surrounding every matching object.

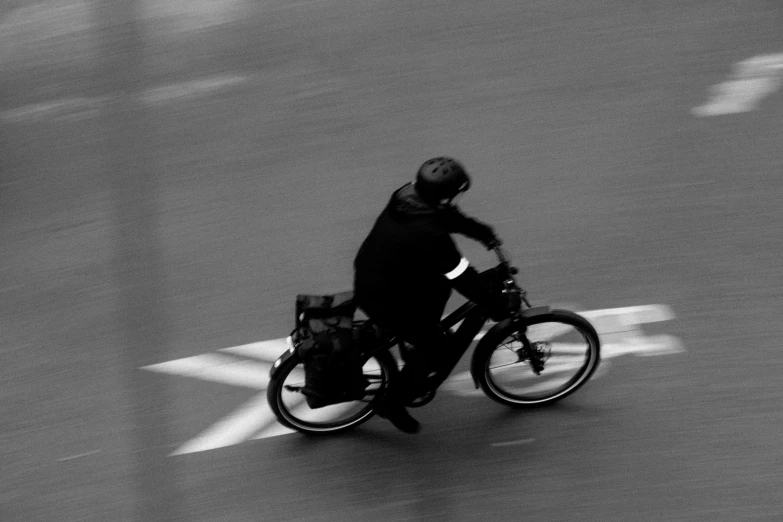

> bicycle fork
[513,330,546,375]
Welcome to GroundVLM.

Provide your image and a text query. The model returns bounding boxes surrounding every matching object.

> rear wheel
[267,347,398,435]
[477,310,600,407]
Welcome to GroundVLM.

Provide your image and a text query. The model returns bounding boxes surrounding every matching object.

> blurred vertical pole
[95,1,183,521]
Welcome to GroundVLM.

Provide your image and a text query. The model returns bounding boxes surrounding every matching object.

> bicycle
[267,244,601,435]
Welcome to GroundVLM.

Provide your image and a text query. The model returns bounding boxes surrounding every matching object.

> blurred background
[2,0,782,520]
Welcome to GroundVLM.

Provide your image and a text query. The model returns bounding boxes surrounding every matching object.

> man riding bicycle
[354,157,513,433]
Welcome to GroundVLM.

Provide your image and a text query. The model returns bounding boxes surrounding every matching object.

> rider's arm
[444,257,508,321]
[438,206,499,249]
[423,233,508,320]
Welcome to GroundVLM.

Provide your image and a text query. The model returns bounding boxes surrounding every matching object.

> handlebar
[492,244,512,270]
[492,243,531,309]
[492,242,518,275]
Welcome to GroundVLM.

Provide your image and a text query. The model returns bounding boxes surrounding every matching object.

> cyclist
[354,157,513,433]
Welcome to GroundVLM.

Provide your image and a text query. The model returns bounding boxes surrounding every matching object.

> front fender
[468,306,550,388]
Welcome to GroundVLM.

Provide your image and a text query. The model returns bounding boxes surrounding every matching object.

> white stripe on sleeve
[444,257,470,280]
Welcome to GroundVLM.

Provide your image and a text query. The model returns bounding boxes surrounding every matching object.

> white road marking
[251,396,308,440]
[291,401,361,424]
[142,75,247,103]
[141,303,684,455]
[602,334,684,358]
[1,75,249,123]
[220,339,289,361]
[0,97,107,123]
[578,304,675,325]
[56,449,101,462]
[170,393,276,456]
[692,53,783,116]
[143,353,271,390]
[252,421,296,440]
[491,439,535,447]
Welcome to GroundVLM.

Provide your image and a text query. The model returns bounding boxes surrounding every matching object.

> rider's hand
[483,234,502,250]
[480,268,520,321]
[469,221,500,250]
[452,266,515,321]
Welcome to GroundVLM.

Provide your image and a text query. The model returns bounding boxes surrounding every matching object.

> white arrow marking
[220,339,289,360]
[693,53,783,116]
[144,353,271,390]
[602,334,684,358]
[142,303,684,455]
[578,304,675,325]
[170,393,277,456]
[252,419,297,440]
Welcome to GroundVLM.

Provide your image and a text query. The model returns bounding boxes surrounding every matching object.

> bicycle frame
[431,301,488,383]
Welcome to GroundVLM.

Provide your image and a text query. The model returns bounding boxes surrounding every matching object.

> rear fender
[468,306,550,388]
[269,336,298,379]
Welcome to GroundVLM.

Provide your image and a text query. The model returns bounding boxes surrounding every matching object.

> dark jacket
[353,183,491,327]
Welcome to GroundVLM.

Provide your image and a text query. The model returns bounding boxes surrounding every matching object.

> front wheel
[476,309,600,407]
[267,346,398,435]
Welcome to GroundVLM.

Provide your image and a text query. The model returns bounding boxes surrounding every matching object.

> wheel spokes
[486,323,593,401]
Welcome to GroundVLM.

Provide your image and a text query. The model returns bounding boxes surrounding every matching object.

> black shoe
[375,401,420,434]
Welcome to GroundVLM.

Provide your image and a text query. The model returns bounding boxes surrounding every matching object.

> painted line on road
[220,339,289,360]
[144,353,270,390]
[170,392,277,456]
[142,75,248,104]
[56,449,102,462]
[491,439,535,447]
[1,75,250,123]
[252,418,297,440]
[693,53,783,116]
[579,304,675,325]
[0,97,108,123]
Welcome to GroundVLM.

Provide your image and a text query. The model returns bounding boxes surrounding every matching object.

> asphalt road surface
[2,0,783,520]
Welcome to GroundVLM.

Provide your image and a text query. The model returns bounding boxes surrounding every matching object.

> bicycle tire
[267,346,398,435]
[476,309,600,407]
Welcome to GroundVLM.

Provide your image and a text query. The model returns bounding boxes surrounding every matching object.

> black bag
[293,292,369,408]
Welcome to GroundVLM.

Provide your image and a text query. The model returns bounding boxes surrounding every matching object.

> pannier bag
[293,292,370,408]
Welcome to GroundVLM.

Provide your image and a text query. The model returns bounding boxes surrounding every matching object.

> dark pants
[358,301,451,402]
[396,323,452,396]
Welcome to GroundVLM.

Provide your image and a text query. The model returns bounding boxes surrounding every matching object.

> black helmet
[414,156,471,204]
